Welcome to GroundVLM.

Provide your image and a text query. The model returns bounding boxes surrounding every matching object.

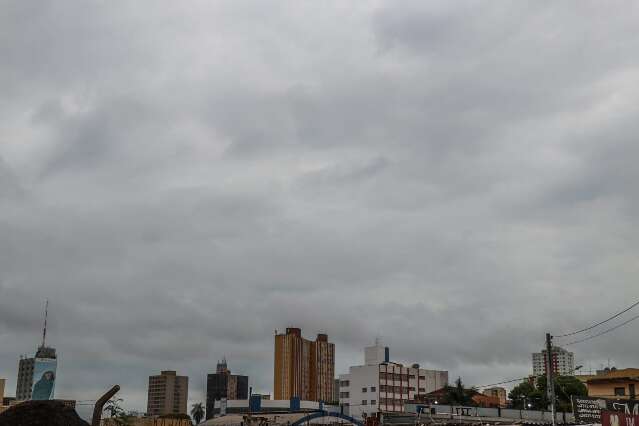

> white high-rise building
[338,341,448,419]
[532,346,575,376]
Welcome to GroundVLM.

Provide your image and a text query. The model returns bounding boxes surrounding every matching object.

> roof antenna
[41,299,48,348]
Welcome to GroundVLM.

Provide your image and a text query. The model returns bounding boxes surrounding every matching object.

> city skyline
[1,0,639,416]
[0,313,633,414]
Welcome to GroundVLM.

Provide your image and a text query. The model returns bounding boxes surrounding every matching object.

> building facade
[147,371,188,416]
[338,341,448,418]
[585,368,639,400]
[482,387,507,407]
[274,328,335,402]
[532,346,574,376]
[206,359,249,420]
[16,345,57,401]
[16,357,35,400]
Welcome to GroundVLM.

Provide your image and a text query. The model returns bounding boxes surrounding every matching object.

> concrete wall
[405,403,574,424]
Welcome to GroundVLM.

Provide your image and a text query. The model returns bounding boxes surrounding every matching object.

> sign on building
[573,396,639,424]
[31,358,57,400]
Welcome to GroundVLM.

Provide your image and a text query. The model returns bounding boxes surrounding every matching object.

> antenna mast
[41,299,48,348]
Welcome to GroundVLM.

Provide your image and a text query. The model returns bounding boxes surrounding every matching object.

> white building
[532,346,575,376]
[338,342,448,419]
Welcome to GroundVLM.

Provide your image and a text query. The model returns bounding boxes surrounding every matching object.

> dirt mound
[0,400,90,426]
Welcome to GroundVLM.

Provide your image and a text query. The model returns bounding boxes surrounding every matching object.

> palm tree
[191,402,205,425]
[104,398,125,418]
[103,398,132,426]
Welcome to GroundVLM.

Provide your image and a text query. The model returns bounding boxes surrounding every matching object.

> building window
[418,388,425,393]
[362,387,367,393]
[341,380,350,387]
[371,386,376,392]
[362,400,367,405]
[615,387,626,396]
[340,392,350,398]
[370,400,376,405]
[418,376,425,380]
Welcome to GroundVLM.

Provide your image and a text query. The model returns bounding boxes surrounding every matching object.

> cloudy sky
[1,0,639,415]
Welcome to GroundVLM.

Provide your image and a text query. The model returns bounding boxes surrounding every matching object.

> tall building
[338,341,448,419]
[206,359,249,420]
[16,302,58,401]
[273,328,335,402]
[0,378,5,403]
[532,346,575,376]
[147,371,188,416]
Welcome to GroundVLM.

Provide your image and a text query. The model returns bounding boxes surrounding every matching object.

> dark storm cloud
[1,0,639,414]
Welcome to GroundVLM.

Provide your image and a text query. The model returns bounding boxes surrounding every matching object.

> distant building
[206,359,249,420]
[338,340,448,419]
[585,368,639,400]
[253,393,271,400]
[0,378,5,414]
[472,393,501,408]
[147,371,188,416]
[16,302,58,401]
[274,328,335,402]
[482,387,507,407]
[532,346,574,376]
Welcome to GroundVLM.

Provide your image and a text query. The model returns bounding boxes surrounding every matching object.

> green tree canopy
[509,376,587,412]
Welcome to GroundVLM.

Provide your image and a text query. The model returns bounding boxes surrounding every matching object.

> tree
[509,376,587,412]
[191,402,205,424]
[104,398,125,418]
[103,398,133,426]
[509,381,544,410]
[444,377,478,405]
[536,375,587,412]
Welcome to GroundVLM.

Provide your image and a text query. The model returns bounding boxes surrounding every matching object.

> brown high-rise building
[147,371,188,416]
[274,328,335,402]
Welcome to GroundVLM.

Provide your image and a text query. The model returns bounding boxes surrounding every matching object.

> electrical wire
[473,376,533,388]
[562,312,639,346]
[555,300,639,338]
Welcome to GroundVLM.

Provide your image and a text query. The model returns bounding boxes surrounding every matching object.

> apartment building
[338,341,448,418]
[147,371,188,416]
[274,328,335,402]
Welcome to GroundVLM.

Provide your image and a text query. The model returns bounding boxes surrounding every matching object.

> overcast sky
[1,0,639,416]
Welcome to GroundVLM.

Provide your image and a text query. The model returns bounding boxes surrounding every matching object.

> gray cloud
[1,0,639,415]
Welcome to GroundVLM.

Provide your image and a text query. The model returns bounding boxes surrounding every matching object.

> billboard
[31,358,57,400]
[573,396,608,424]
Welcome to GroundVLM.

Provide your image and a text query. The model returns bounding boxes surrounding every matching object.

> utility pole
[546,333,556,426]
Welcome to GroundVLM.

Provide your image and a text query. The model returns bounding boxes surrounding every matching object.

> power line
[563,312,639,346]
[555,300,639,338]
[474,376,532,388]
